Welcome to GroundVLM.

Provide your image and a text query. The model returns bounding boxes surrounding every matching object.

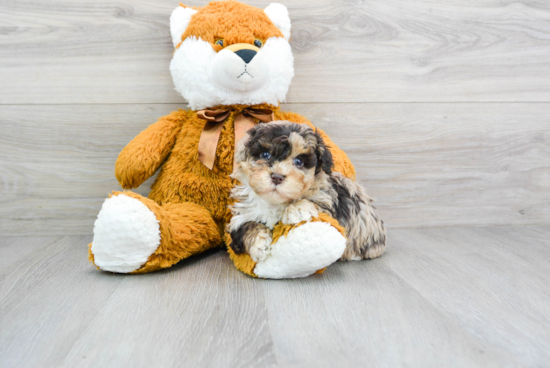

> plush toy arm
[277,111,356,180]
[115,111,185,189]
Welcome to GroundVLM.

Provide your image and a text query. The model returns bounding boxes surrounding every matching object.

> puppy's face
[235,121,333,205]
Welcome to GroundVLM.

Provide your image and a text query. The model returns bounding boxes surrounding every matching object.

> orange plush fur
[224,213,347,278]
[89,104,354,274]
[88,1,356,276]
[176,1,284,50]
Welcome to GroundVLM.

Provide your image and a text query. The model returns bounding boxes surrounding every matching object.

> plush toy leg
[226,214,347,279]
[88,191,221,274]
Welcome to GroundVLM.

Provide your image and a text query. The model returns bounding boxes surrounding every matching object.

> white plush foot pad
[253,222,346,279]
[91,195,161,273]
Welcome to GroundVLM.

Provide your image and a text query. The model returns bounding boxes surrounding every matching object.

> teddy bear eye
[215,39,224,47]
[293,157,304,168]
[260,151,271,160]
[254,39,263,48]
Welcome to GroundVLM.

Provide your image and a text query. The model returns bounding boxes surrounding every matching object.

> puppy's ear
[244,124,261,144]
[235,133,250,164]
[247,125,257,139]
[314,131,333,175]
[240,124,263,161]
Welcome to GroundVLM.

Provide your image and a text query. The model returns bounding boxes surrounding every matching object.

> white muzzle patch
[209,48,270,93]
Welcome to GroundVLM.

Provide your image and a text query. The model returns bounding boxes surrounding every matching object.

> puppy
[228,121,386,262]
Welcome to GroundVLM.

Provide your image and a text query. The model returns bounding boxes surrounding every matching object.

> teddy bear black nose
[271,174,286,185]
[235,49,257,64]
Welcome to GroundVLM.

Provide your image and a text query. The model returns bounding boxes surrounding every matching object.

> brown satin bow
[197,107,275,170]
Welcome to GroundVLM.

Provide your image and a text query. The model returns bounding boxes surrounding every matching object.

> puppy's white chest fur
[229,184,286,232]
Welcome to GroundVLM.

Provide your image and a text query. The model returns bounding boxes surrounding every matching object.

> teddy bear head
[170,1,294,110]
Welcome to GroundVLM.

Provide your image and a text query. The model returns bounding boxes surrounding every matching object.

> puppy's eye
[215,39,224,47]
[260,152,271,160]
[293,157,304,168]
[254,39,263,48]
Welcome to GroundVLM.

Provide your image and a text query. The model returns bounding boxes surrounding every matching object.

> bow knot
[197,107,275,123]
[196,107,275,170]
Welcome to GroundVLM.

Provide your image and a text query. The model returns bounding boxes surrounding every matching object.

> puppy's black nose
[271,174,285,185]
[235,49,257,64]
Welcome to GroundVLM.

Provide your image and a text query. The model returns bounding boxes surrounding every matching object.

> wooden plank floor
[1,226,549,367]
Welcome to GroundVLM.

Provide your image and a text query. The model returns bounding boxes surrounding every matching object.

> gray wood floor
[1,226,549,368]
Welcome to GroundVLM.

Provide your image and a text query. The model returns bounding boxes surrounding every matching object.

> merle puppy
[228,121,386,263]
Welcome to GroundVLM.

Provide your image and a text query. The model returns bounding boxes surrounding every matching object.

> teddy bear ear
[170,5,198,47]
[264,3,291,40]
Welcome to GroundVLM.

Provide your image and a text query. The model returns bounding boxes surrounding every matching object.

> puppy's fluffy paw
[248,229,272,262]
[282,200,319,225]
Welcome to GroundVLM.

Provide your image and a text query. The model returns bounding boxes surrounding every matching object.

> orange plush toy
[88,1,385,278]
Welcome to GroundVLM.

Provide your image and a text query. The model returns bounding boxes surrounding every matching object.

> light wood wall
[1,0,549,235]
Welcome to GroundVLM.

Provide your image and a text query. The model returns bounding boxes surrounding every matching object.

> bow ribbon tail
[196,108,233,170]
[197,121,224,170]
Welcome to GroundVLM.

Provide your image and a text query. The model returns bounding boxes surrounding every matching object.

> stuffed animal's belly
[146,108,240,225]
[148,163,234,224]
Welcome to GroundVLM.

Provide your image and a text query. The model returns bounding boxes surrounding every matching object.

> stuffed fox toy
[88,0,385,279]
